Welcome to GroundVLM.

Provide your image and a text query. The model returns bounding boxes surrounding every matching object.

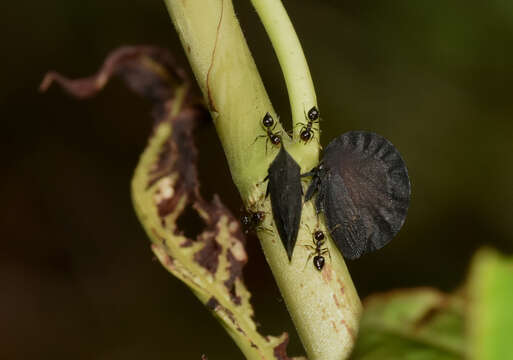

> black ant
[240,210,271,235]
[254,112,282,153]
[297,106,320,143]
[304,229,330,271]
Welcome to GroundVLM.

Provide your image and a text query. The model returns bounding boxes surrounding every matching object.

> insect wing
[323,131,411,258]
[267,147,302,260]
[322,173,367,259]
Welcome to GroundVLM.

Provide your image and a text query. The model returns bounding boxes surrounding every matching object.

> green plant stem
[164,0,279,200]
[163,1,361,359]
[250,0,317,150]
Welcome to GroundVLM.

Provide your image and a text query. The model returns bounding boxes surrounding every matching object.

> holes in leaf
[176,203,207,240]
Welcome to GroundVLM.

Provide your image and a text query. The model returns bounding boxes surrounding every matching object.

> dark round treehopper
[303,131,411,260]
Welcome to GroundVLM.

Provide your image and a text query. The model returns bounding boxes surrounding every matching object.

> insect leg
[252,134,267,145]
[295,122,306,129]
[314,185,326,213]
[256,225,274,234]
[304,177,320,202]
[322,248,332,263]
[301,170,316,178]
[303,252,314,271]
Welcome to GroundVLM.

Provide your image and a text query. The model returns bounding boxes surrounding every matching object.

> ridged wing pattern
[319,131,411,259]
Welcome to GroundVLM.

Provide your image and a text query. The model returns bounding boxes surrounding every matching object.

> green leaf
[350,288,465,360]
[468,249,513,360]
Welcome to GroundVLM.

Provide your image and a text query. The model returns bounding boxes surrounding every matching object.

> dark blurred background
[3,0,513,358]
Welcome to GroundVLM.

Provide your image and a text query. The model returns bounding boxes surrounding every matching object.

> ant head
[270,134,281,145]
[240,214,251,226]
[262,112,274,128]
[251,211,265,224]
[300,129,312,142]
[314,230,325,242]
[307,106,320,121]
[313,255,325,271]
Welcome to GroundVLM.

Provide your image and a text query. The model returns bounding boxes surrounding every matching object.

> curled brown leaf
[41,45,297,359]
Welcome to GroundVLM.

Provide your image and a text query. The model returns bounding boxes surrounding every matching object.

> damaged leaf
[40,45,188,103]
[41,46,304,360]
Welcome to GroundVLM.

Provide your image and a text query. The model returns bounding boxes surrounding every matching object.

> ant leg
[312,235,318,247]
[303,252,314,271]
[303,223,312,235]
[301,167,318,178]
[257,225,274,234]
[294,122,306,131]
[319,248,331,263]
[252,134,267,145]
[308,129,318,144]
[329,223,342,233]
[302,107,311,124]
